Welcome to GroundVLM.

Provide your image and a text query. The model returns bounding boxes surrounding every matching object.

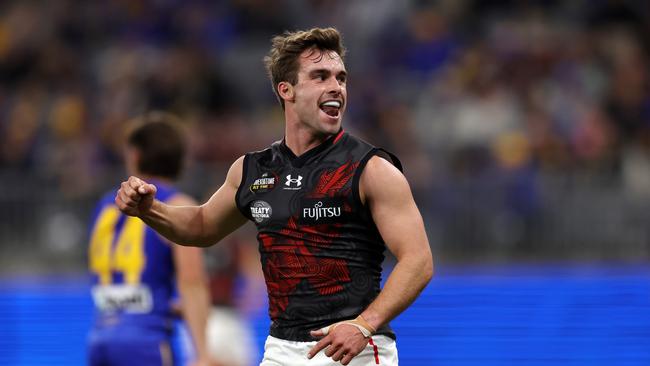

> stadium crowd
[1,0,649,264]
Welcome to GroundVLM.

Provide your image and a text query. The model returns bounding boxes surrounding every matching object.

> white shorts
[260,334,398,366]
[206,307,258,366]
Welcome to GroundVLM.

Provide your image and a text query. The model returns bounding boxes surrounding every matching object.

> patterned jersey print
[236,130,401,341]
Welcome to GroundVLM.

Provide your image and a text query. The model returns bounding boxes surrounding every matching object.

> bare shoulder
[225,155,246,188]
[360,155,410,204]
[363,155,404,179]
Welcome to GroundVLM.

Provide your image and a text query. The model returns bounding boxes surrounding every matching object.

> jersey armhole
[234,154,251,219]
[352,148,403,209]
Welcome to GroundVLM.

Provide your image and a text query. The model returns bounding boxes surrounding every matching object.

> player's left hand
[308,323,369,365]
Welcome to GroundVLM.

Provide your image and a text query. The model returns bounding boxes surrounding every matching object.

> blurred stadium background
[0,0,649,365]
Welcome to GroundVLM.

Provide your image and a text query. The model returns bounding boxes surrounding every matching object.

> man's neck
[284,121,332,157]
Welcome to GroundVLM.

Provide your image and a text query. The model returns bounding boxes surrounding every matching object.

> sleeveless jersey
[235,130,401,341]
[88,182,179,332]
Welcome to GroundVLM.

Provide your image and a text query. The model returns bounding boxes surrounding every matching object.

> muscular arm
[115,156,248,247]
[167,193,212,365]
[358,156,434,330]
[309,156,433,365]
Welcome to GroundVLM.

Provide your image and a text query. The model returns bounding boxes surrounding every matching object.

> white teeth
[321,101,341,108]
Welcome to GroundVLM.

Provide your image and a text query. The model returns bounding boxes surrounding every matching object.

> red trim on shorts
[369,338,379,364]
[333,129,345,144]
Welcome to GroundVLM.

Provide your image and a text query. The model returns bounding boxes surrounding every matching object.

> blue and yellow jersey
[88,182,179,332]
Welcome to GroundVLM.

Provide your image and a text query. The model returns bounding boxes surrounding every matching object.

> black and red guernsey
[235,129,401,341]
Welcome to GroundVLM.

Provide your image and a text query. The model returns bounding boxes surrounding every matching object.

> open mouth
[319,100,342,117]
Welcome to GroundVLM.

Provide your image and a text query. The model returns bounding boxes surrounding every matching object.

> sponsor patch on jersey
[250,200,272,223]
[92,284,153,313]
[299,197,346,224]
[283,174,303,190]
[250,172,277,193]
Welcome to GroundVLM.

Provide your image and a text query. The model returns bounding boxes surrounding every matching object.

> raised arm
[115,156,248,247]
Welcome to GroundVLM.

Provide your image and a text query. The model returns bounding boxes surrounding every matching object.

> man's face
[289,48,347,136]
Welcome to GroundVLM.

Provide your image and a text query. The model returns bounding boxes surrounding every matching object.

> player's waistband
[269,321,396,342]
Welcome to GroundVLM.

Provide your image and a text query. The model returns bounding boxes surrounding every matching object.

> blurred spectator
[1,0,649,266]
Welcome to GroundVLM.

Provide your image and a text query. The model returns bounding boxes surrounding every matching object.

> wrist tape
[319,315,377,338]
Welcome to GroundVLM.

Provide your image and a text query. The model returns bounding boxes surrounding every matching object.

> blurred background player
[87,112,214,366]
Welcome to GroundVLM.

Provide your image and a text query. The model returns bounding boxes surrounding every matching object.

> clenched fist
[115,176,157,217]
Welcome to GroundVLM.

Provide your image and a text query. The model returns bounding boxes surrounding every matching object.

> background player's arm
[167,193,212,366]
[116,156,248,247]
[309,156,434,364]
[358,155,434,330]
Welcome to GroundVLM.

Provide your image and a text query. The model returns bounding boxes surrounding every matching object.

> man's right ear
[278,82,294,103]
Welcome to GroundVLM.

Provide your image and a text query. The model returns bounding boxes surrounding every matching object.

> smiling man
[114,27,433,366]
